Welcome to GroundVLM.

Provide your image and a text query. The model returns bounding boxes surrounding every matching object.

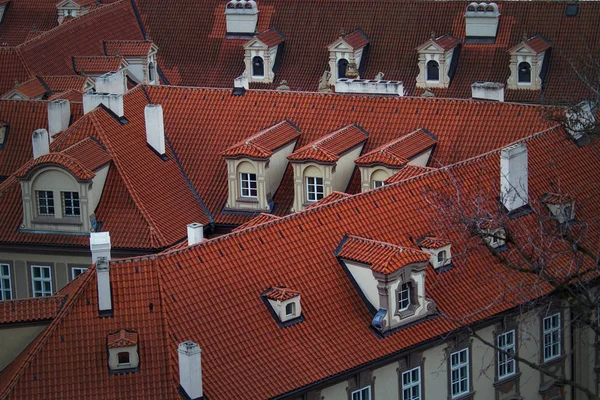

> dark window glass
[252,56,264,77]
[427,60,439,81]
[337,59,349,79]
[518,62,531,83]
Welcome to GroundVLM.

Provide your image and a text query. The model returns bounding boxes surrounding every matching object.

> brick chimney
[225,0,258,36]
[32,129,50,159]
[178,341,203,399]
[48,99,71,139]
[144,104,166,156]
[187,223,204,247]
[90,232,112,315]
[500,143,528,212]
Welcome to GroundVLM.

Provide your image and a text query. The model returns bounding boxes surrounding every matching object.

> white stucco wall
[346,261,378,309]
[332,145,364,193]
[266,140,296,199]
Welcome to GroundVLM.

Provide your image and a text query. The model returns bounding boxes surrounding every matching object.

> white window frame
[31,265,52,297]
[71,267,88,280]
[61,191,81,217]
[36,190,55,216]
[426,60,440,83]
[497,330,516,380]
[398,282,411,311]
[402,366,421,400]
[239,172,257,198]
[372,180,384,189]
[351,386,371,400]
[306,176,324,202]
[0,263,12,300]
[117,351,131,366]
[285,302,295,317]
[543,313,561,362]
[450,348,469,398]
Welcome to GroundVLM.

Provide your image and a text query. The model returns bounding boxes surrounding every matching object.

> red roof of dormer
[337,235,430,274]
[418,236,451,249]
[222,120,300,159]
[104,40,156,57]
[107,330,138,348]
[355,128,437,167]
[287,124,368,163]
[339,29,370,49]
[385,165,436,184]
[72,56,124,74]
[256,28,286,47]
[523,35,552,53]
[432,34,461,51]
[264,286,300,301]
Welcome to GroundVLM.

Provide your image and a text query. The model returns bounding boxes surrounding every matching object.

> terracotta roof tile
[222,120,300,159]
[41,75,91,92]
[0,296,65,324]
[14,152,96,181]
[61,137,111,171]
[0,48,32,94]
[287,123,368,163]
[0,0,58,46]
[337,235,430,274]
[103,40,156,57]
[232,213,281,232]
[264,286,300,301]
[107,329,138,348]
[340,29,370,49]
[524,34,552,53]
[385,165,437,184]
[417,236,451,249]
[542,192,572,205]
[72,56,124,74]
[306,191,350,209]
[433,34,461,51]
[47,89,84,103]
[355,128,437,167]
[256,27,286,48]
[12,77,47,98]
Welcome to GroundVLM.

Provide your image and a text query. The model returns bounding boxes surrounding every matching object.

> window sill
[450,391,475,400]
[540,354,565,368]
[237,197,259,204]
[32,216,82,226]
[395,305,418,319]
[494,372,521,387]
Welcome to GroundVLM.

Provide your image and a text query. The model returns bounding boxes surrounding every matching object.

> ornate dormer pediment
[507,34,551,90]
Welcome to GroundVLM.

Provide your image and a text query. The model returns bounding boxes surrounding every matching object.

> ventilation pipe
[32,129,50,159]
[144,104,166,156]
[178,341,203,399]
[187,223,204,246]
[47,99,71,139]
[90,232,112,315]
[500,143,528,212]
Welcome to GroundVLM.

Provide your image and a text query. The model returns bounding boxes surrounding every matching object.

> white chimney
[178,341,203,400]
[48,99,71,138]
[91,232,112,314]
[83,92,124,117]
[225,0,258,35]
[95,71,127,95]
[187,223,204,246]
[500,143,528,212]
[465,2,500,40]
[471,82,504,102]
[144,104,166,155]
[32,129,50,159]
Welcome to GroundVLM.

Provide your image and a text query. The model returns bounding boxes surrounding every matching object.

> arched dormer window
[337,58,349,79]
[518,62,531,84]
[437,250,447,264]
[427,60,440,81]
[148,62,156,83]
[252,56,264,77]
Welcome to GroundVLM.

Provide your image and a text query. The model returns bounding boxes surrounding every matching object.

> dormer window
[117,352,130,366]
[306,176,324,202]
[427,60,439,82]
[62,192,80,216]
[416,35,460,89]
[397,283,411,311]
[518,62,531,84]
[437,250,447,264]
[240,172,258,198]
[107,330,139,373]
[372,180,384,189]
[252,56,264,77]
[327,29,370,85]
[338,59,349,79]
[542,193,575,224]
[285,302,295,317]
[418,236,452,270]
[243,28,286,83]
[36,191,55,216]
[262,286,303,327]
[508,35,551,90]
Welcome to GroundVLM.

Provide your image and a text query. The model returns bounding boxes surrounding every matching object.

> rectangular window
[71,267,88,280]
[497,330,516,380]
[402,367,421,400]
[62,192,80,216]
[543,313,561,362]
[31,265,52,297]
[450,348,469,398]
[36,191,55,216]
[306,177,324,202]
[0,263,11,300]
[398,282,411,311]
[372,180,384,189]
[240,173,257,198]
[351,386,371,400]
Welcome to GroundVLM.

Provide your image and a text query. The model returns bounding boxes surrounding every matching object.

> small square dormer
[542,193,575,224]
[222,120,300,212]
[243,28,286,84]
[507,35,551,90]
[327,29,370,85]
[418,236,452,270]
[288,124,368,212]
[477,219,507,251]
[107,330,140,373]
[336,235,436,334]
[416,35,461,89]
[103,40,159,84]
[262,286,303,327]
[56,0,93,24]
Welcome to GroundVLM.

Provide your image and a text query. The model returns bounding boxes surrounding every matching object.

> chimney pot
[145,104,166,156]
[500,142,528,212]
[464,2,500,40]
[178,341,203,399]
[187,223,204,246]
[90,231,112,263]
[32,129,50,159]
[48,100,71,139]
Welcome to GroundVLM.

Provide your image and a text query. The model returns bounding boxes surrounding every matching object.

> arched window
[285,302,295,317]
[148,62,155,83]
[252,56,264,77]
[337,58,349,79]
[518,62,531,83]
[427,60,439,81]
[437,250,447,264]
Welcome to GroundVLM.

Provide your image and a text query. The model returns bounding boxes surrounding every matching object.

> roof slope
[0,48,31,94]
[287,123,368,163]
[4,125,599,399]
[222,119,300,159]
[355,128,437,167]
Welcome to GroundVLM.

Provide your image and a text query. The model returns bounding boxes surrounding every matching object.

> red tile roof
[264,286,300,301]
[433,34,461,51]
[41,75,91,92]
[15,152,97,181]
[4,124,596,399]
[61,137,112,171]
[523,34,552,53]
[306,191,350,209]
[287,123,368,163]
[232,213,281,232]
[11,77,47,98]
[222,120,300,159]
[256,27,285,48]
[107,329,138,348]
[104,40,156,57]
[47,89,84,103]
[339,29,370,49]
[355,128,437,167]
[385,165,437,184]
[337,235,430,274]
[418,236,451,249]
[72,56,124,74]
[0,296,65,324]
[0,48,32,94]
[0,0,58,46]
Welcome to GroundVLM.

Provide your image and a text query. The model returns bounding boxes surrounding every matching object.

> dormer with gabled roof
[243,28,286,84]
[288,124,368,212]
[418,236,452,271]
[107,329,140,373]
[72,56,129,79]
[327,29,370,85]
[222,120,300,212]
[336,235,436,334]
[103,40,159,84]
[416,34,461,89]
[542,193,575,224]
[507,34,552,90]
[262,286,303,327]
[355,128,437,191]
[56,0,95,24]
